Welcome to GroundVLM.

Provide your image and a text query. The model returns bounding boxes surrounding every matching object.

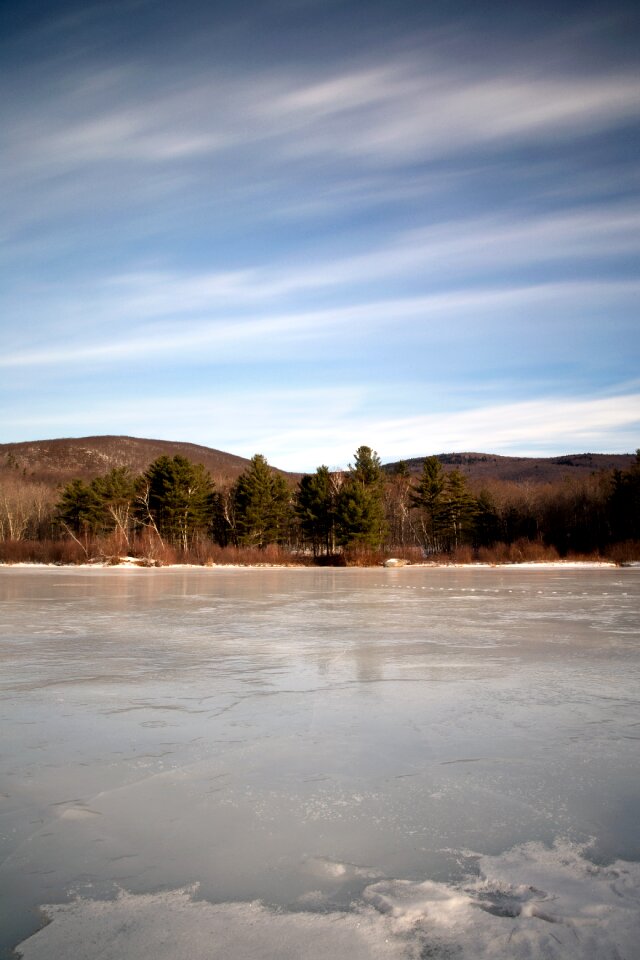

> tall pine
[233,454,292,547]
[137,455,214,550]
[410,456,447,553]
[336,446,387,548]
[296,465,336,555]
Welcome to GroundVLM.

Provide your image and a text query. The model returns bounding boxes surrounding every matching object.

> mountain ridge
[0,435,635,488]
[0,435,257,485]
[385,450,636,485]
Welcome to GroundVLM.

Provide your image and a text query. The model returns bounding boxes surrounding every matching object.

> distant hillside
[1,437,635,491]
[385,451,636,485]
[0,436,262,487]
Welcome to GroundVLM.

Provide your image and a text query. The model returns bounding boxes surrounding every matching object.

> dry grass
[183,542,310,566]
[340,546,386,566]
[605,540,640,563]
[0,536,630,567]
[0,539,88,564]
[475,540,560,564]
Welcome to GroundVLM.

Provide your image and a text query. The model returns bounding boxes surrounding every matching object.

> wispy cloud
[263,61,640,163]
[4,191,640,359]
[6,386,639,471]
[4,46,640,190]
[108,203,640,304]
[2,3,639,462]
[236,391,640,469]
[2,278,638,370]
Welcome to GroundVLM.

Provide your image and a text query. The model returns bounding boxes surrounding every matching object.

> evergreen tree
[56,479,103,536]
[56,479,102,557]
[335,446,387,548]
[233,454,292,547]
[608,449,640,542]
[296,465,336,555]
[474,488,501,547]
[411,460,476,552]
[210,484,235,547]
[352,445,383,486]
[440,469,477,550]
[91,467,136,547]
[270,471,294,545]
[410,456,447,553]
[138,455,214,550]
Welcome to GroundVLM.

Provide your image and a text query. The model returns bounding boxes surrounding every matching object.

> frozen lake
[1,565,639,959]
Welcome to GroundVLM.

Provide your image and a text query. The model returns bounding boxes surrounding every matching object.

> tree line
[1,446,639,563]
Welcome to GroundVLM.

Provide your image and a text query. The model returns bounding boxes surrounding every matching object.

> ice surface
[2,566,639,958]
[16,841,640,960]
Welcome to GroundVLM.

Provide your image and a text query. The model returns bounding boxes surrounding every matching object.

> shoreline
[0,559,625,570]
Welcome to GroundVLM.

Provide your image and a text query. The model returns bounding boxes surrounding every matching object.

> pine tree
[91,467,136,548]
[296,465,336,555]
[56,479,103,536]
[440,469,477,550]
[270,471,294,546]
[233,454,292,547]
[608,449,640,541]
[335,446,387,548]
[474,488,501,547]
[410,456,447,553]
[137,455,214,550]
[352,445,383,487]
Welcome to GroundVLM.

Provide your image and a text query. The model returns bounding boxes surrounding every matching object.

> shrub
[131,532,177,565]
[450,545,475,564]
[0,539,87,564]
[342,546,386,566]
[606,540,640,564]
[476,540,560,564]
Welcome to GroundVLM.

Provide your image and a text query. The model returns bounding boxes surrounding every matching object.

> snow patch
[15,841,640,960]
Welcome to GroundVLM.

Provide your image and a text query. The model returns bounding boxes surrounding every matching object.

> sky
[1,0,639,471]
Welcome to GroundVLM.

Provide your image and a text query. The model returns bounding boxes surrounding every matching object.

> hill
[0,436,635,491]
[0,436,261,487]
[385,451,636,485]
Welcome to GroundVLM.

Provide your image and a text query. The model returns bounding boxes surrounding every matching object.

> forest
[0,445,639,565]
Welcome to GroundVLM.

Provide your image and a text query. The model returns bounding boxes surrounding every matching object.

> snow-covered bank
[0,558,621,570]
[431,560,618,569]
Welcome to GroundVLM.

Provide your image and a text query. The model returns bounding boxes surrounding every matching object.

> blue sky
[2,0,639,471]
